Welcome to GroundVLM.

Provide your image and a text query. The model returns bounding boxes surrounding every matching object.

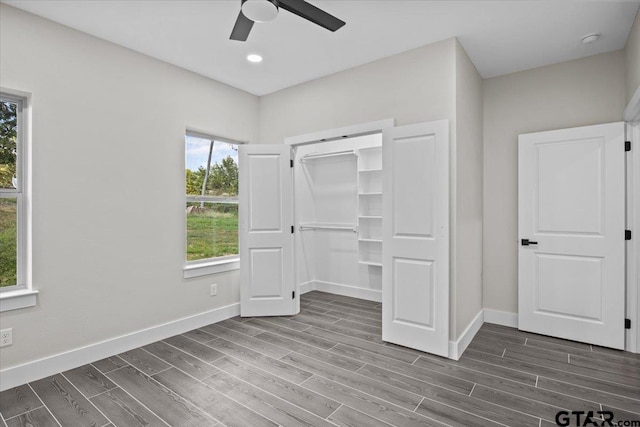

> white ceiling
[4,0,639,96]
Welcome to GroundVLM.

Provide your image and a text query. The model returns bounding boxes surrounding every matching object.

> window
[0,95,23,289]
[0,91,35,311]
[184,132,239,276]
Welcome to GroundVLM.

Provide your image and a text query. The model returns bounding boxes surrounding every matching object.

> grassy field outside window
[186,202,238,261]
[0,98,19,287]
[0,198,17,286]
[185,135,239,263]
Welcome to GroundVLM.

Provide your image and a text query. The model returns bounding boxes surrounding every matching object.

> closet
[239,119,450,358]
[294,135,383,302]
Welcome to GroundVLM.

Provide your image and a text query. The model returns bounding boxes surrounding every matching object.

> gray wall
[258,39,457,144]
[626,10,640,106]
[482,50,626,314]
[0,4,259,368]
[454,41,484,337]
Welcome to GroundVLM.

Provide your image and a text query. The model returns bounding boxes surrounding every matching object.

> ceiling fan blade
[278,0,345,32]
[230,11,254,41]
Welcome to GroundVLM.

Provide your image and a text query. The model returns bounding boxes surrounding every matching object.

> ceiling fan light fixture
[581,33,600,44]
[241,0,278,23]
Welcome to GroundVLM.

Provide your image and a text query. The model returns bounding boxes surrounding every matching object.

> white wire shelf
[299,223,357,232]
[300,150,357,162]
[358,261,382,267]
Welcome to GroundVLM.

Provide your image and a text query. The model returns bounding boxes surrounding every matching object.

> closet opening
[293,133,384,302]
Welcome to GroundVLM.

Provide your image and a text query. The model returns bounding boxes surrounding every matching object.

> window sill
[0,289,38,312]
[184,257,239,279]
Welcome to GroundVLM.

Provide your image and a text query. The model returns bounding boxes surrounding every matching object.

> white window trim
[0,88,35,312]
[0,289,38,312]
[183,130,243,278]
[184,256,239,278]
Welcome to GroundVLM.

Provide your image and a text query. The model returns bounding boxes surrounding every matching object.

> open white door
[239,144,297,317]
[519,122,625,349]
[382,120,449,357]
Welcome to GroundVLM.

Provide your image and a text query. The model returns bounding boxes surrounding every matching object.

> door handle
[521,239,538,246]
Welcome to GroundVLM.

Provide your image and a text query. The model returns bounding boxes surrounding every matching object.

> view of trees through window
[185,136,239,261]
[0,100,18,286]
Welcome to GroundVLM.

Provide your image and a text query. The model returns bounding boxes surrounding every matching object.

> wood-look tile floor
[2,290,639,426]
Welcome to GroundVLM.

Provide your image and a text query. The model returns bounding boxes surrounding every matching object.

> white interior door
[519,122,625,349]
[382,120,449,357]
[239,144,296,317]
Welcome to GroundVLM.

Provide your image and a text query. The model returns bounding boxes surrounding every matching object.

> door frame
[517,123,626,350]
[624,86,640,354]
[284,119,396,148]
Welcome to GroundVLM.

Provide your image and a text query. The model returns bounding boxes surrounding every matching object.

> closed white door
[519,122,625,349]
[382,120,450,357]
[239,144,297,317]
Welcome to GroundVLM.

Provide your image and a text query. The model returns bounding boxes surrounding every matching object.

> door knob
[521,239,538,246]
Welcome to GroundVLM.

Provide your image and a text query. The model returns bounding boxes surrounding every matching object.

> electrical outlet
[210,284,217,296]
[0,328,12,347]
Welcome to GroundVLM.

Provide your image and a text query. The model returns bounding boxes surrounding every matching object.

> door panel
[536,138,603,234]
[247,155,283,231]
[392,135,435,237]
[239,144,296,317]
[392,258,434,327]
[519,122,625,349]
[249,248,284,298]
[382,120,449,357]
[535,254,603,320]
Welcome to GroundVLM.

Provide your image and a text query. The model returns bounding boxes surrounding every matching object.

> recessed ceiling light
[581,33,600,44]
[247,54,263,63]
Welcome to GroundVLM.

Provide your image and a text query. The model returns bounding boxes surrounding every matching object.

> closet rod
[299,224,357,232]
[300,150,357,161]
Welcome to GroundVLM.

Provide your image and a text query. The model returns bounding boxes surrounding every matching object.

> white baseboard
[448,310,484,360]
[0,303,240,391]
[299,281,315,295]
[484,309,518,328]
[312,280,382,302]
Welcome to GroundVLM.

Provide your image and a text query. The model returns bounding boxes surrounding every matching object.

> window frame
[183,130,242,278]
[0,89,36,312]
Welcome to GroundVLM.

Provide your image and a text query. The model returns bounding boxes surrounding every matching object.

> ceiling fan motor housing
[241,0,279,23]
[231,0,345,41]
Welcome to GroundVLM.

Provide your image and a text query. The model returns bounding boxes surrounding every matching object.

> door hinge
[625,318,631,329]
[291,225,295,234]
[292,291,295,299]
[625,141,631,152]
[290,159,294,167]
[626,230,632,240]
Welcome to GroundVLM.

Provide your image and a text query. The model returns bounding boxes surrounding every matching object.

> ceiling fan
[230,0,346,42]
